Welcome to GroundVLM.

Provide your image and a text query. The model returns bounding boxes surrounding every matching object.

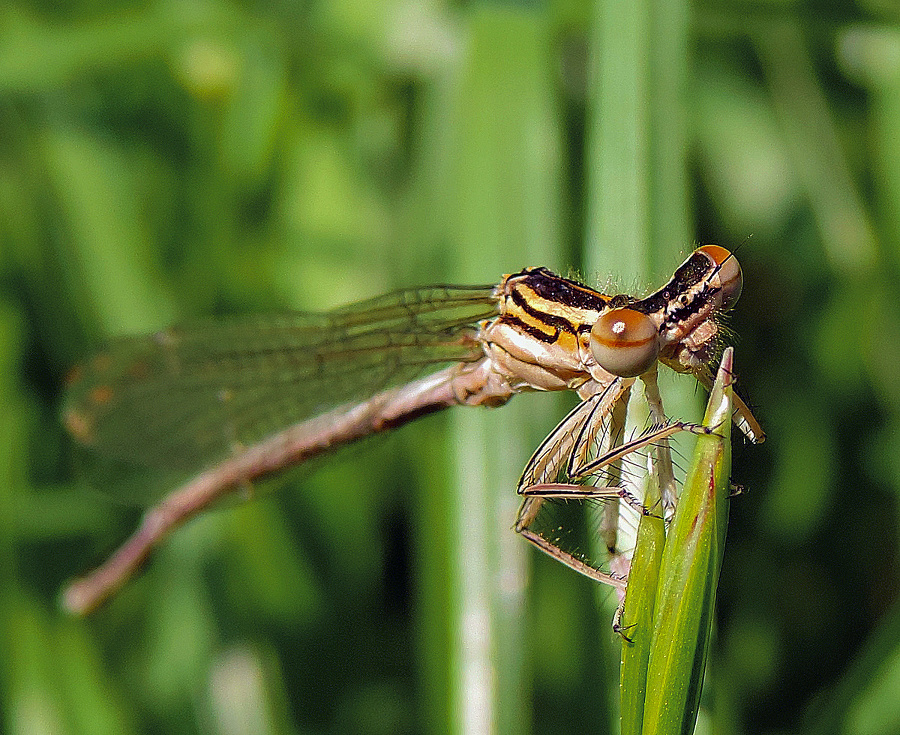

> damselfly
[62,244,763,614]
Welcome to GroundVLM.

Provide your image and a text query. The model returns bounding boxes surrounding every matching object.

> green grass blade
[619,467,666,735]
[640,348,735,735]
[442,6,563,733]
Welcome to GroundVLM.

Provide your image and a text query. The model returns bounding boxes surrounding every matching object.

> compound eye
[697,244,742,310]
[590,308,660,378]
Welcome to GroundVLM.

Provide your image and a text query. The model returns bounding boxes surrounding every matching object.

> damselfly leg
[514,366,711,594]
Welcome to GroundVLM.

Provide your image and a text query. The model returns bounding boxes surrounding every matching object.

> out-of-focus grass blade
[619,464,666,735]
[640,347,734,735]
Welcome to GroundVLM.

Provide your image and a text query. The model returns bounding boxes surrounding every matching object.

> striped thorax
[466,244,745,406]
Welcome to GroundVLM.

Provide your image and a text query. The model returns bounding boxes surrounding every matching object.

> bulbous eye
[590,308,660,378]
[697,244,742,310]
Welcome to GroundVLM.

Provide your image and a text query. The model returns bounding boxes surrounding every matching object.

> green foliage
[2,1,900,734]
[641,352,733,735]
[620,352,733,735]
[619,453,667,735]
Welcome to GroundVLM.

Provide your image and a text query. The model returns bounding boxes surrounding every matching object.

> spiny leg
[514,368,711,626]
[514,495,628,590]
[517,418,707,607]
[517,379,631,491]
[637,368,677,514]
[514,378,635,590]
[598,385,630,553]
[522,422,708,509]
[520,483,648,516]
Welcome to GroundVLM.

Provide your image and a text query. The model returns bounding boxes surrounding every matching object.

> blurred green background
[2,0,900,733]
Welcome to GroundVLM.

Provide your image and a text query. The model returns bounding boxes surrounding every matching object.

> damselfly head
[641,245,744,375]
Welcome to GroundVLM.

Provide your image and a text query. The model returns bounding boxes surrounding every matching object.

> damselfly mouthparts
[62,244,763,614]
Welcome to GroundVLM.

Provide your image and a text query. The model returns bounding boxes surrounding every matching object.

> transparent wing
[63,284,497,502]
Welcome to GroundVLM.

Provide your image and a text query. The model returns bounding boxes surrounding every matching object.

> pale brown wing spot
[128,360,150,380]
[64,364,83,386]
[89,385,114,405]
[64,409,94,444]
